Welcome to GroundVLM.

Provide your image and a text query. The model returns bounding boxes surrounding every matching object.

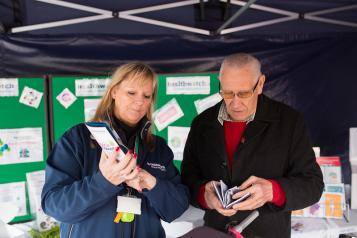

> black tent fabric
[1,32,356,183]
[2,0,357,36]
[1,0,357,183]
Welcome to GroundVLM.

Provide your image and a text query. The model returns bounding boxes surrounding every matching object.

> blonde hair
[93,62,157,147]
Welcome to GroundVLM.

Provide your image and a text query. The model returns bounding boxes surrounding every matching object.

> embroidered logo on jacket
[146,162,166,172]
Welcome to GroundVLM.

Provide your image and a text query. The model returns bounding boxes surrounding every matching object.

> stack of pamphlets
[85,122,128,161]
[213,180,250,209]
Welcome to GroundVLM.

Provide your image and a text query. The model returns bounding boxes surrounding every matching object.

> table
[162,206,357,238]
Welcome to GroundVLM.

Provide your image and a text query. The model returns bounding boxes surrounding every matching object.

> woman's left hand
[125,168,157,191]
[138,169,157,190]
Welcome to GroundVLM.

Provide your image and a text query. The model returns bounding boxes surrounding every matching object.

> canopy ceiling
[1,0,357,36]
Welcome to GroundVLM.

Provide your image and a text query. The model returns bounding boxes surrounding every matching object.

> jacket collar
[215,94,280,125]
[254,94,280,122]
[104,109,151,144]
[239,94,280,148]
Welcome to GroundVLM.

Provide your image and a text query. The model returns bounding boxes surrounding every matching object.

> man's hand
[204,181,237,217]
[232,176,273,211]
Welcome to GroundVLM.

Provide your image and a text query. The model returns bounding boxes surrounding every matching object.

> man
[181,53,324,238]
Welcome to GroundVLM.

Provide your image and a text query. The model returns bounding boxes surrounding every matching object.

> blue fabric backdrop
[1,33,356,183]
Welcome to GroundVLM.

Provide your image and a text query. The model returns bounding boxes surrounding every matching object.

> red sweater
[198,121,286,209]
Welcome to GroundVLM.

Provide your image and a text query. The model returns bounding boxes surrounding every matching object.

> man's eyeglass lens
[220,80,259,99]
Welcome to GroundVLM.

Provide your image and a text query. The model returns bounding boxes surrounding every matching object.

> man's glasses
[219,78,260,99]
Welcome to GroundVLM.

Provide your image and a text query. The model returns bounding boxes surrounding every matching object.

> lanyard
[114,135,140,224]
[134,135,140,156]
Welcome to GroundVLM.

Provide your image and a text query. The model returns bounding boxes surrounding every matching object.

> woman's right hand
[99,147,138,186]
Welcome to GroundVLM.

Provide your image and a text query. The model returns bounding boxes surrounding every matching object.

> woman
[41,62,190,237]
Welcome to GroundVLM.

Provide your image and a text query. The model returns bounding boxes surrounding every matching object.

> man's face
[219,65,265,121]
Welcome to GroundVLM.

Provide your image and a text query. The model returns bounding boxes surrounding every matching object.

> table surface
[6,206,357,238]
[291,210,357,238]
[163,206,357,238]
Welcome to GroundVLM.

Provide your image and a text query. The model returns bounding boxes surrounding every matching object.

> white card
[220,180,228,203]
[167,126,190,153]
[84,98,101,121]
[312,147,320,158]
[56,88,77,109]
[213,182,224,205]
[19,86,43,108]
[0,182,27,217]
[117,196,141,215]
[0,78,18,97]
[75,78,111,96]
[352,165,357,209]
[194,93,222,114]
[226,192,250,209]
[166,76,210,95]
[153,98,184,131]
[350,128,357,164]
[213,180,250,209]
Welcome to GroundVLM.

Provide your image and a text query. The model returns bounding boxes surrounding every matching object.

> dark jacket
[181,94,324,238]
[41,123,189,238]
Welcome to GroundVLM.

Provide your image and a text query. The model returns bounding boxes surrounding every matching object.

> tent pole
[215,0,257,34]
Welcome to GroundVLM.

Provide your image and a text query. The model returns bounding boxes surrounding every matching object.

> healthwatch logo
[0,139,10,157]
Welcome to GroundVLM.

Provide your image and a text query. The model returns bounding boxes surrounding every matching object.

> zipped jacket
[42,123,190,238]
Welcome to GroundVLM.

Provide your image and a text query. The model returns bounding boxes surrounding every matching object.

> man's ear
[258,75,265,94]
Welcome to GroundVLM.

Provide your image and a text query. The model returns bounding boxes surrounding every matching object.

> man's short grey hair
[219,53,262,82]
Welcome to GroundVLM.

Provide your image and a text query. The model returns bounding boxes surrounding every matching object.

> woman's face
[111,78,154,127]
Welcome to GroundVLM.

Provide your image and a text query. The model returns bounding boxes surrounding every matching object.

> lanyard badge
[114,189,142,223]
[114,137,141,224]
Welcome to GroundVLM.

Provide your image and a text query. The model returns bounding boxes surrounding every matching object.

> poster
[19,86,43,109]
[167,126,190,161]
[0,78,18,97]
[75,78,111,96]
[0,182,27,217]
[325,193,343,218]
[194,93,222,114]
[26,170,58,231]
[153,98,184,131]
[166,76,210,95]
[84,98,101,121]
[0,128,43,165]
[56,88,77,109]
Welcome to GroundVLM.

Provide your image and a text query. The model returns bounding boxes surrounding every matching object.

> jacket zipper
[67,224,74,238]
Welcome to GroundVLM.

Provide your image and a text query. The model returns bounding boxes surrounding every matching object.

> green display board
[154,73,220,169]
[51,74,219,170]
[52,76,109,142]
[0,77,48,223]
